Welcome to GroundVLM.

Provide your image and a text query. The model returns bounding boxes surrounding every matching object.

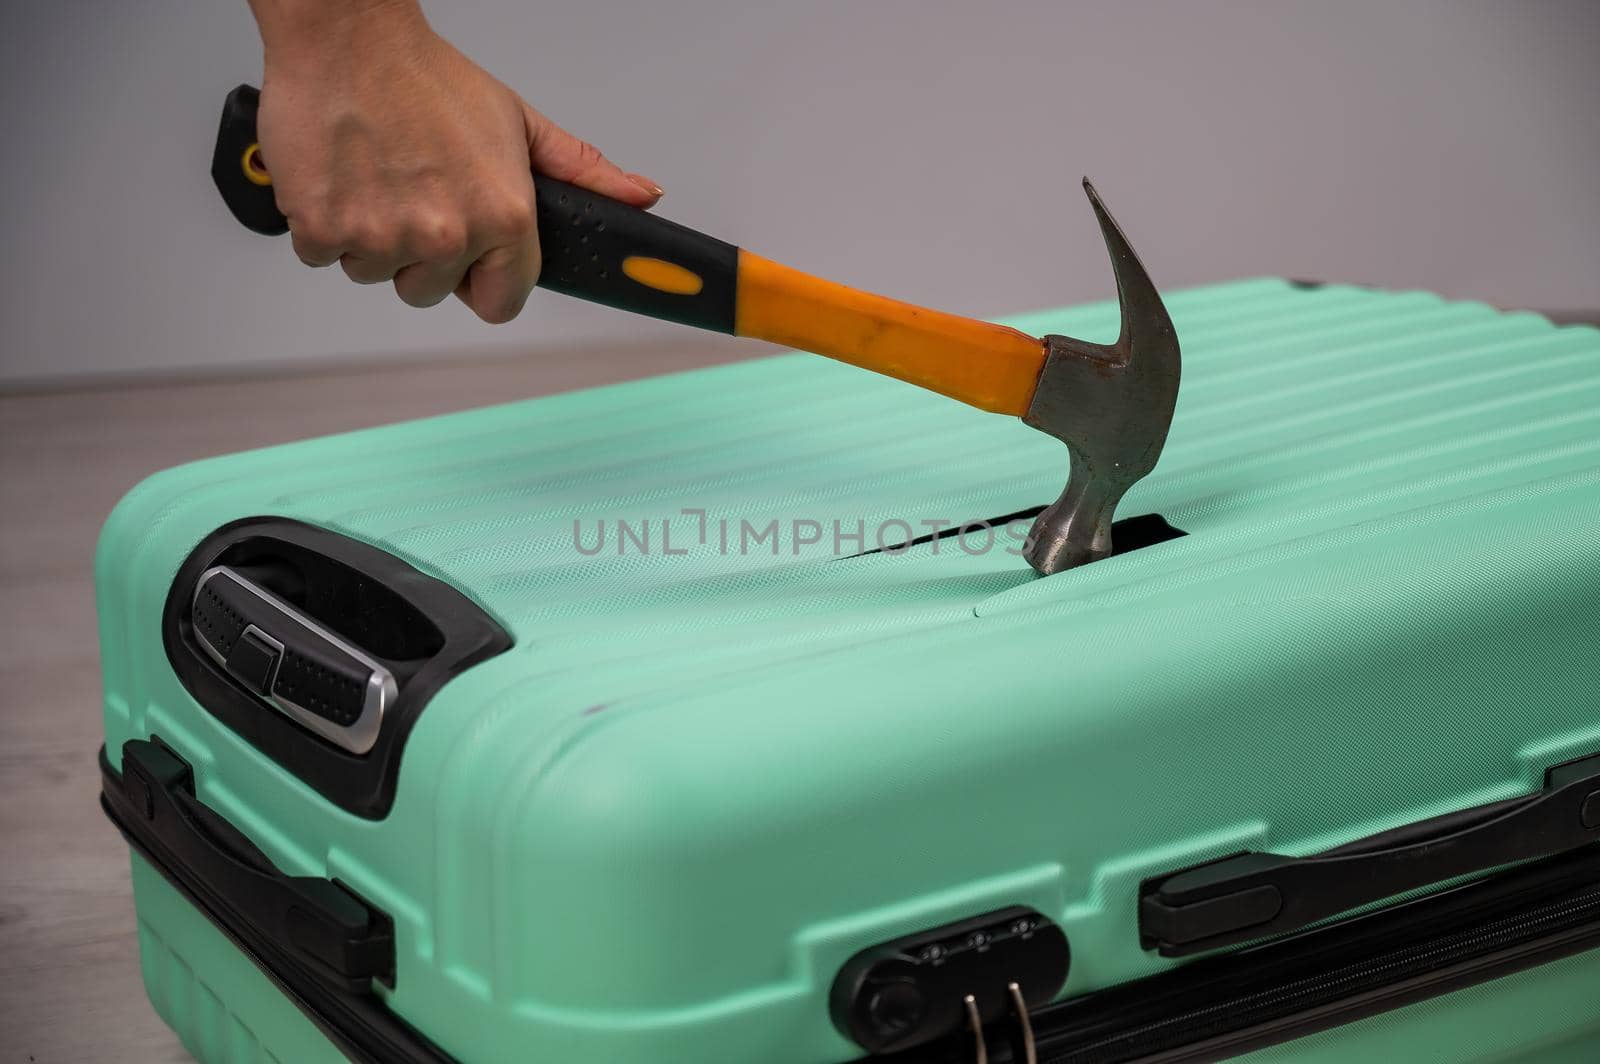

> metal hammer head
[1021,179,1181,576]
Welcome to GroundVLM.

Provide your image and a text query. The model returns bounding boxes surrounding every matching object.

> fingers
[337,217,452,286]
[285,189,537,320]
[393,260,465,308]
[265,78,637,324]
[289,223,342,269]
[284,213,401,279]
[340,252,406,286]
[454,235,541,325]
[387,215,474,306]
[523,103,663,209]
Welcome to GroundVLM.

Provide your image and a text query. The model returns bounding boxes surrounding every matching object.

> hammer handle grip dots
[533,179,740,333]
[210,84,1048,414]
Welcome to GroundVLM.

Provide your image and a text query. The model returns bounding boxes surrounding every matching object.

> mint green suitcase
[97,279,1600,1063]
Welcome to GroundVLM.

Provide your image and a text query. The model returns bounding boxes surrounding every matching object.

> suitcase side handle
[1140,752,1600,957]
[102,738,395,991]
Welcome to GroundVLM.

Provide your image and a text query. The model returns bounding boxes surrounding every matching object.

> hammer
[212,86,1180,576]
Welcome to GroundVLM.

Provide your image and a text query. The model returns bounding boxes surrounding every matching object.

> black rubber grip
[193,567,372,728]
[211,83,738,332]
[532,177,736,332]
[1139,751,1600,957]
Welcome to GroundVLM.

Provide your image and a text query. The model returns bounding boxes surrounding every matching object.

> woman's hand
[248,0,662,323]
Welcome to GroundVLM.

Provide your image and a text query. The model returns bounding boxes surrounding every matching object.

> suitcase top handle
[192,565,398,755]
[162,518,513,818]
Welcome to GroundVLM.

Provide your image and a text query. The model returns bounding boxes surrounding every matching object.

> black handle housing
[211,83,738,331]
[1140,752,1600,957]
[104,738,393,990]
[164,518,512,820]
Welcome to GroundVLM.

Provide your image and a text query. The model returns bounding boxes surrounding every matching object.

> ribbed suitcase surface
[96,279,1600,1062]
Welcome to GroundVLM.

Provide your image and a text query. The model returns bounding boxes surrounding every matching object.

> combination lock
[829,906,1070,1055]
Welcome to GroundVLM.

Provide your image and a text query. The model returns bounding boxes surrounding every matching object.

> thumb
[523,103,663,209]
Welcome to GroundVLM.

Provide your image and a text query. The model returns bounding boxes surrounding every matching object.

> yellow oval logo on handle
[621,256,704,296]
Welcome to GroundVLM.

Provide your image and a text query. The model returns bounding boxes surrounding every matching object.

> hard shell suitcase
[96,278,1600,1063]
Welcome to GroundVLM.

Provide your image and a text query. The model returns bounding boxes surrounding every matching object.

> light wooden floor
[0,337,757,1063]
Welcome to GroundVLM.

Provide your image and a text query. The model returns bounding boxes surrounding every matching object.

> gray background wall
[2,0,1596,384]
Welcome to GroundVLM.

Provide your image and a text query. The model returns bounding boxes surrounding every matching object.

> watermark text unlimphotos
[572,508,1031,558]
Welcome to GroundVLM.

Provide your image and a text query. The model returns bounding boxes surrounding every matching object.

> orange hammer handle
[734,252,1045,416]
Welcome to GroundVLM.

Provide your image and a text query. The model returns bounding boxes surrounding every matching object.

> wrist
[249,0,428,58]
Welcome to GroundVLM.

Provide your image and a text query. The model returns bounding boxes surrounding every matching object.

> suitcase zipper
[1037,884,1600,1063]
[1031,852,1600,1063]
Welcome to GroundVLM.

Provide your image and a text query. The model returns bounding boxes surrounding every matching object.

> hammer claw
[1021,180,1181,576]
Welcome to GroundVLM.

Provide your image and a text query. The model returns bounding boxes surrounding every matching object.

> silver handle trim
[193,566,397,755]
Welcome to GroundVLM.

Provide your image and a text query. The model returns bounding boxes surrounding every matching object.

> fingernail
[627,173,664,198]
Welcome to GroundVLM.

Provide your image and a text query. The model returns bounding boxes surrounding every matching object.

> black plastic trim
[106,739,394,990]
[101,744,451,1064]
[1140,752,1600,956]
[163,517,512,819]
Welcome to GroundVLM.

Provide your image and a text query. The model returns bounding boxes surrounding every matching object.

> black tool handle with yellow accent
[213,86,288,235]
[211,85,737,331]
[531,179,737,332]
[213,83,1047,415]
